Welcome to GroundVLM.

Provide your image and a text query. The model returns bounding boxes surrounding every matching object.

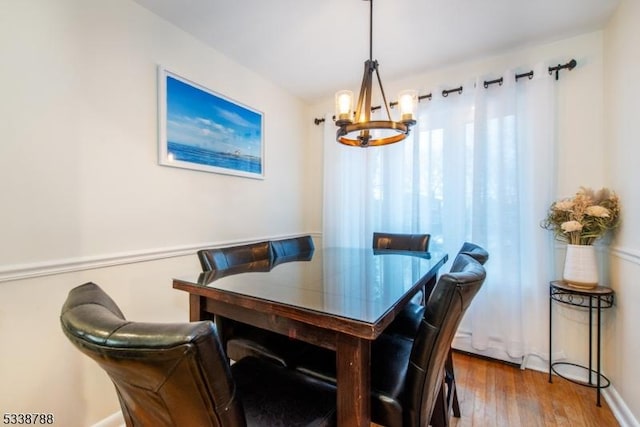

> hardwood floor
[448,351,619,427]
[371,351,618,427]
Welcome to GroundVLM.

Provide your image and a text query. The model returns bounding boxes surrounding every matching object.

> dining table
[173,246,448,427]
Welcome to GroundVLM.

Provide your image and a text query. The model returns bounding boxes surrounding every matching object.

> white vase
[562,244,598,289]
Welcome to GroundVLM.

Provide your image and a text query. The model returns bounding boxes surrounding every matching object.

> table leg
[588,295,593,385]
[189,294,214,322]
[336,334,371,427]
[597,295,602,407]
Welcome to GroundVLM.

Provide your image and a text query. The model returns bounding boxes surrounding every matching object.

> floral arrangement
[541,187,620,245]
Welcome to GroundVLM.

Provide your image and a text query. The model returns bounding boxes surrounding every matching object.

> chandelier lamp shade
[335,0,417,147]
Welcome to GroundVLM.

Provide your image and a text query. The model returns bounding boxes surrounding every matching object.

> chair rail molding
[610,245,640,265]
[0,232,322,283]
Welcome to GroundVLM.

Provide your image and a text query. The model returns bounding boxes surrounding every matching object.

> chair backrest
[372,232,430,252]
[197,241,272,271]
[403,254,486,426]
[450,242,489,271]
[417,242,488,298]
[60,282,245,427]
[270,236,315,265]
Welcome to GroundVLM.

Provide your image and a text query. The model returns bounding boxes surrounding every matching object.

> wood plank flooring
[372,351,618,427]
[449,351,619,427]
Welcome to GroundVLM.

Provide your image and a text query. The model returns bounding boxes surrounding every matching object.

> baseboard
[91,412,124,427]
[0,232,322,283]
[451,333,525,367]
[603,386,640,427]
[451,348,521,369]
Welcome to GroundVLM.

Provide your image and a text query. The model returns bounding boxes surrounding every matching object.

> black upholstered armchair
[60,282,336,427]
[294,254,486,427]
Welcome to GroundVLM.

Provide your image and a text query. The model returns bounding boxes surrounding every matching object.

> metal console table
[548,280,614,407]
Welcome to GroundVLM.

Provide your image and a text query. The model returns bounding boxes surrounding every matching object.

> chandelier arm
[363,63,373,122]
[361,61,374,142]
[374,65,393,120]
[354,61,371,122]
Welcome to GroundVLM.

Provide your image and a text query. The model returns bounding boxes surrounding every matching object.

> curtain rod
[314,58,576,125]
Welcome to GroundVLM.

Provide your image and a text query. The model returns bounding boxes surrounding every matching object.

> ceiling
[133,0,619,103]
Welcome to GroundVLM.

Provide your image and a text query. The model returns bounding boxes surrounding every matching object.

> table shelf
[551,361,611,389]
[548,280,614,407]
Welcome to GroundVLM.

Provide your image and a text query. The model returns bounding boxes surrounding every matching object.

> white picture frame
[158,66,264,179]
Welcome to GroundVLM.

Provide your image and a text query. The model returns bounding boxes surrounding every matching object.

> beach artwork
[158,67,264,179]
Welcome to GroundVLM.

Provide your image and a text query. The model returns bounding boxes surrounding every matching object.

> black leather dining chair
[384,242,489,419]
[373,232,431,304]
[60,282,336,427]
[197,240,272,271]
[294,254,487,427]
[197,240,311,367]
[372,232,430,252]
[385,242,489,336]
[270,236,315,267]
[450,241,489,271]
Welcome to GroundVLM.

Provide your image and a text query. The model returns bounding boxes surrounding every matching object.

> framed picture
[158,66,264,179]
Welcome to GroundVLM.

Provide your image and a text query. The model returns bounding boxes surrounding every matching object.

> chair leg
[429,381,449,427]
[445,349,461,418]
[430,382,449,427]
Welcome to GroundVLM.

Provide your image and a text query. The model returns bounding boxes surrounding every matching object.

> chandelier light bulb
[398,90,418,123]
[335,90,354,123]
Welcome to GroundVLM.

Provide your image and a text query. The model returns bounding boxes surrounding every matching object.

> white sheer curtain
[322,64,557,364]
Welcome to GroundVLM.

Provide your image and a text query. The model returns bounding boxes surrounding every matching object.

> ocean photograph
[162,71,263,177]
[167,141,262,174]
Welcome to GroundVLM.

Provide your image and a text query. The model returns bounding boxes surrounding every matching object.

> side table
[548,280,614,407]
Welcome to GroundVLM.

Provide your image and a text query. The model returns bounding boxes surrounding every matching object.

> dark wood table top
[173,246,448,339]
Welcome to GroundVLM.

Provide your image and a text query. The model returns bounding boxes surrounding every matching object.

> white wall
[0,1,314,425]
[604,0,640,424]
[0,0,312,268]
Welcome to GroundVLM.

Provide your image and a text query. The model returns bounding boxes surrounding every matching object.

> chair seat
[232,356,336,427]
[295,333,413,427]
[226,322,309,367]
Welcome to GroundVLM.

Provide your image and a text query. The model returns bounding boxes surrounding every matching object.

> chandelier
[335,0,417,147]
